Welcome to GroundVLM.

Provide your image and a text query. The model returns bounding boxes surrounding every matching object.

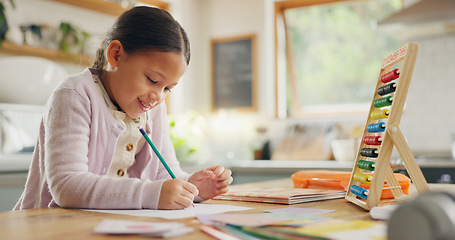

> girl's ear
[106,40,123,69]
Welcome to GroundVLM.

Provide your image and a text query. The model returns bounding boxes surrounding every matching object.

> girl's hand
[188,165,233,200]
[158,179,199,210]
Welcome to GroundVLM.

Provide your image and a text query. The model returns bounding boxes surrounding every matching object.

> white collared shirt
[93,75,146,178]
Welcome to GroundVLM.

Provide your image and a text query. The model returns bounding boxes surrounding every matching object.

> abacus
[345,43,429,210]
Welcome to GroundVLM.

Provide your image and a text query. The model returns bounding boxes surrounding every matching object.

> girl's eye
[146,76,157,83]
[147,76,171,93]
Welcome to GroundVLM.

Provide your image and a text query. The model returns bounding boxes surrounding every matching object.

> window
[275,0,402,117]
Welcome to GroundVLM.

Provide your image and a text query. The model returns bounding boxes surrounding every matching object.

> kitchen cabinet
[0,185,24,211]
[0,154,31,212]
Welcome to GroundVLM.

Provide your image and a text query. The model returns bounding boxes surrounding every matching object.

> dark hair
[92,6,190,72]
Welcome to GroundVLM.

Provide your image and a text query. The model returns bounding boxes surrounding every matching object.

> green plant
[57,22,90,55]
[168,111,206,164]
[0,0,15,47]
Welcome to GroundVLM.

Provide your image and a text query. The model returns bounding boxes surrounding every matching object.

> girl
[14,6,232,210]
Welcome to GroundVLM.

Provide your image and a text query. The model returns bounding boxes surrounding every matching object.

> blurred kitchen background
[0,0,454,211]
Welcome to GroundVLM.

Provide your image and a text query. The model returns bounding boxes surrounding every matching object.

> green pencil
[139,128,176,179]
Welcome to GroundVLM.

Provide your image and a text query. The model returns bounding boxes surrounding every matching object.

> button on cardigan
[14,68,190,210]
[93,74,148,179]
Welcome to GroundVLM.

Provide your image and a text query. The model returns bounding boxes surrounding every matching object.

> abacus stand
[345,43,429,210]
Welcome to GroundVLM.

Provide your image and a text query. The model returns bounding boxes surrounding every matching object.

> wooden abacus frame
[345,43,429,210]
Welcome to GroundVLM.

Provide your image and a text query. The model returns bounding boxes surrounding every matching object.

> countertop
[2,153,455,174]
[0,154,33,173]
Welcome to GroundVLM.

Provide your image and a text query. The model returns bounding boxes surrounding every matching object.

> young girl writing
[14,6,232,210]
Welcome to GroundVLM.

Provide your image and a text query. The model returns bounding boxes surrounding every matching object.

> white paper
[93,219,182,234]
[84,203,252,219]
[196,213,245,225]
[93,219,194,238]
[143,227,194,238]
[370,204,397,220]
[265,207,336,216]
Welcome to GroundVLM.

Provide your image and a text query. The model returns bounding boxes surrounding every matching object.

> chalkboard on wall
[211,34,257,111]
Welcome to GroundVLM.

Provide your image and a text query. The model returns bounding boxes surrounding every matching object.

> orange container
[291,170,410,199]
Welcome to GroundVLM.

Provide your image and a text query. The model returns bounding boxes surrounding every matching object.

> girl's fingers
[204,169,216,179]
[179,193,195,207]
[213,166,225,177]
[196,169,214,180]
[217,176,233,188]
[172,196,193,209]
[218,169,232,180]
[205,165,224,178]
[174,185,197,209]
[216,186,230,195]
[183,182,199,196]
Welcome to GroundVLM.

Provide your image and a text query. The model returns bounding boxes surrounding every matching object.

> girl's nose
[148,88,165,102]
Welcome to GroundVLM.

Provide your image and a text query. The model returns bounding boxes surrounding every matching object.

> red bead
[381,68,400,83]
[363,136,382,145]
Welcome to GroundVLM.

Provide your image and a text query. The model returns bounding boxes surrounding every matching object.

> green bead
[358,160,375,171]
[374,96,393,108]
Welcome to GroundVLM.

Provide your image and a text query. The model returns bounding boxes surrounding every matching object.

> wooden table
[0,178,444,240]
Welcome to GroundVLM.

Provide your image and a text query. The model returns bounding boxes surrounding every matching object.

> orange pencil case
[291,170,410,199]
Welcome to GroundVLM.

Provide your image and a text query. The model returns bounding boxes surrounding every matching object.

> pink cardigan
[14,68,190,210]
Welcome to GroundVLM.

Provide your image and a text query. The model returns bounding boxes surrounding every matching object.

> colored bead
[378,83,396,96]
[357,160,376,171]
[351,185,369,199]
[380,68,400,83]
[367,122,386,133]
[363,136,382,145]
[373,96,393,108]
[360,148,379,158]
[370,109,389,119]
[354,172,373,184]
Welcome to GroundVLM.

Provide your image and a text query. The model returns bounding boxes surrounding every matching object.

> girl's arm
[45,87,163,209]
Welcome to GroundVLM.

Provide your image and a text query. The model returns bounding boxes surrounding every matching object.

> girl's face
[104,42,187,119]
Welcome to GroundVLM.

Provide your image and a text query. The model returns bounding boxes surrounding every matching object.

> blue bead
[351,185,368,199]
[367,122,386,133]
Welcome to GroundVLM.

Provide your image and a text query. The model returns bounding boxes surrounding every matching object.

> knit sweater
[14,68,189,210]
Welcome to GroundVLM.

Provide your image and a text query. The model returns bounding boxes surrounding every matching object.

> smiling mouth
[138,98,158,112]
